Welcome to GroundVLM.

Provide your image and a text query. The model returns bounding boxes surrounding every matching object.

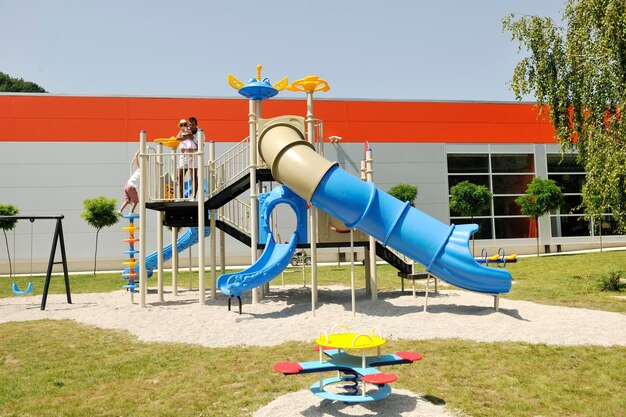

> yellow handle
[273,76,289,91]
[227,73,244,90]
[154,136,181,150]
[287,76,330,93]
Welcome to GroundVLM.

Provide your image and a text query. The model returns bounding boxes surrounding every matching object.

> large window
[547,154,587,237]
[547,154,622,237]
[448,153,535,239]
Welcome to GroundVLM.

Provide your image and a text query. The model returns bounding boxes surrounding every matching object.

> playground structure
[274,325,422,403]
[131,65,512,312]
[0,215,72,310]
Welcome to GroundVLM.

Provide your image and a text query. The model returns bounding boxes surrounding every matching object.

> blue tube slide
[257,118,511,294]
[217,185,307,298]
[123,227,211,278]
[311,166,511,294]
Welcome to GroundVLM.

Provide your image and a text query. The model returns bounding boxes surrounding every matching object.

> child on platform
[176,119,197,199]
[118,151,140,215]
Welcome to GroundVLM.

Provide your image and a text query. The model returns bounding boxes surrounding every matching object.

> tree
[0,204,19,277]
[515,178,564,256]
[388,183,418,207]
[503,0,626,229]
[81,196,119,275]
[0,72,47,92]
[582,179,607,251]
[449,181,493,255]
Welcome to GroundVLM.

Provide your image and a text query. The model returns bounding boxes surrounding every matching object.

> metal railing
[219,198,251,234]
[384,242,414,266]
[209,137,250,198]
[313,119,324,155]
[146,144,204,203]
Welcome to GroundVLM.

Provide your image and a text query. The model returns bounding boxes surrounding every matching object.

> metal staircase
[375,242,413,275]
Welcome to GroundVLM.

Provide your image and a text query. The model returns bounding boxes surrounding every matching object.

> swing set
[0,215,72,310]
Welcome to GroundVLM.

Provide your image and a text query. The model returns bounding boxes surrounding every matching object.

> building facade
[1,94,623,274]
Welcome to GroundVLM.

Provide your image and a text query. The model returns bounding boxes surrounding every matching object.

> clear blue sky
[0,0,564,101]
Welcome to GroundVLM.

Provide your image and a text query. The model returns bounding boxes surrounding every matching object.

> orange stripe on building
[0,95,556,143]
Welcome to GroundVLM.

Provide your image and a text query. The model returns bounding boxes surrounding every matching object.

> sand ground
[1,284,624,416]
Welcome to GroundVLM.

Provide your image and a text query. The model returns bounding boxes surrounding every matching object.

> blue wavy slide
[217,185,307,300]
[123,227,211,278]
[217,231,298,298]
[258,118,512,295]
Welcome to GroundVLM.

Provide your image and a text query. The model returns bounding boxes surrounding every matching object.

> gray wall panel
[2,138,623,273]
[370,143,446,164]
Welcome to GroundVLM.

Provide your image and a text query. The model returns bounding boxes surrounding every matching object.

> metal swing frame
[0,215,72,310]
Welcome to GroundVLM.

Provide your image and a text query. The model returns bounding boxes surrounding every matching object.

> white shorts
[179,153,196,169]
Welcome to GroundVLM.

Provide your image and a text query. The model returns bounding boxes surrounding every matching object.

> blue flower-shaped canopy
[227,65,288,101]
[238,77,278,100]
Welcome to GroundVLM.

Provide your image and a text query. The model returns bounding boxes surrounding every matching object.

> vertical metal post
[361,158,371,297]
[249,99,259,303]
[156,141,164,301]
[139,130,148,307]
[220,229,226,276]
[209,140,217,301]
[172,227,178,296]
[197,129,206,305]
[157,211,164,302]
[156,142,164,200]
[56,218,71,306]
[306,90,318,315]
[366,148,377,301]
[350,228,356,317]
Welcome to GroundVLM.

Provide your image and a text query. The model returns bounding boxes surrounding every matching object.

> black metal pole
[57,219,72,304]
[41,219,61,310]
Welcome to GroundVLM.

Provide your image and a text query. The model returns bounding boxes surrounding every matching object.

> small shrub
[598,271,623,292]
[0,203,20,276]
[388,183,418,206]
[81,196,119,275]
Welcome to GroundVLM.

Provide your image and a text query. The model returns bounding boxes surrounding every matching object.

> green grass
[0,321,624,417]
[0,252,625,415]
[502,251,626,312]
[3,250,626,312]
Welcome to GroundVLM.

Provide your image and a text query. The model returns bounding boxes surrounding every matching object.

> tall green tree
[503,0,626,229]
[515,178,564,256]
[0,204,20,277]
[388,183,418,207]
[0,72,47,92]
[449,181,493,255]
[81,196,119,275]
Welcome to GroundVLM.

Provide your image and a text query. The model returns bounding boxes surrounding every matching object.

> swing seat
[13,282,33,295]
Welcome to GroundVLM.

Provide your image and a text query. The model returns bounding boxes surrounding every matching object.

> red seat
[396,351,423,362]
[273,362,303,375]
[314,345,333,351]
[362,373,398,384]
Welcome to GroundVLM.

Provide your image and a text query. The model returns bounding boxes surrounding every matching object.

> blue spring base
[310,377,392,403]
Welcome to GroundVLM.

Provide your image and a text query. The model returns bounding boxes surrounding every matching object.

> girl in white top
[118,151,140,215]
[176,119,198,199]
